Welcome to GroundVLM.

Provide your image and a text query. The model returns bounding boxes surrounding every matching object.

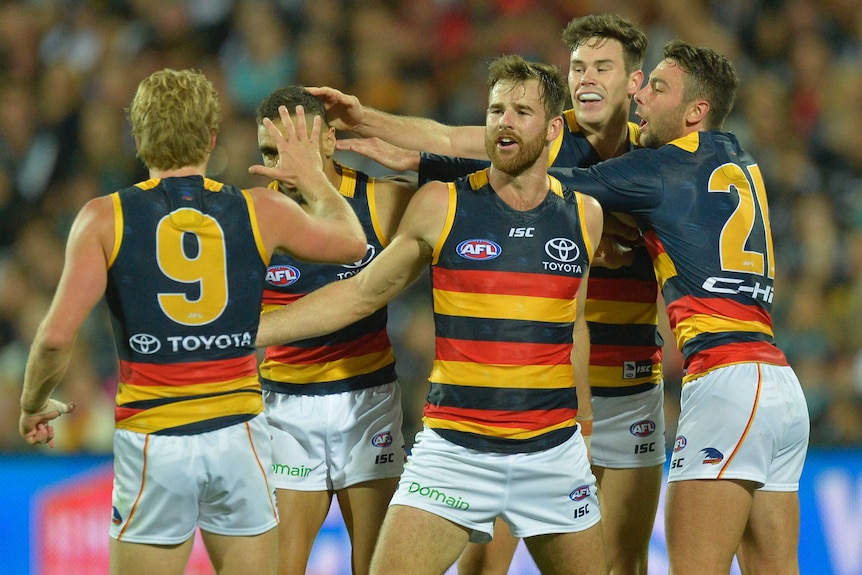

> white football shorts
[668,362,809,491]
[110,414,278,544]
[264,381,406,491]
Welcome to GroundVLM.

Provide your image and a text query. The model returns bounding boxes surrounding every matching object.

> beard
[484,129,547,176]
[639,104,688,149]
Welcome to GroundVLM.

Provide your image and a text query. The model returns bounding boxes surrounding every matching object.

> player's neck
[584,114,631,161]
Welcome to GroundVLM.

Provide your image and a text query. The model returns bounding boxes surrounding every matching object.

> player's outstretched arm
[257,180,448,347]
[308,86,488,159]
[20,196,113,447]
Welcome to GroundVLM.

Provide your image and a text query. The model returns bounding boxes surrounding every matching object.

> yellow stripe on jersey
[674,313,775,350]
[366,178,390,246]
[652,251,677,289]
[431,183,459,265]
[116,375,261,404]
[572,192,595,264]
[589,365,662,388]
[422,414,576,440]
[260,349,396,384]
[339,165,358,198]
[433,289,577,323]
[240,188,270,265]
[116,384,263,434]
[108,192,123,267]
[584,299,658,325]
[429,360,575,389]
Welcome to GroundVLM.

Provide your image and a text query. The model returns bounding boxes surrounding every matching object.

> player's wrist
[20,401,48,415]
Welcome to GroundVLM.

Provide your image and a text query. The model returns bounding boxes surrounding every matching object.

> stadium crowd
[1,0,861,453]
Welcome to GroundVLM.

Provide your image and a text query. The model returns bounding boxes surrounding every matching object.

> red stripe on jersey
[266,330,392,364]
[586,277,657,302]
[642,230,665,259]
[589,344,663,366]
[684,341,788,376]
[119,354,258,387]
[436,336,572,366]
[262,289,303,305]
[433,268,579,299]
[424,402,577,431]
[666,295,774,330]
[114,406,144,423]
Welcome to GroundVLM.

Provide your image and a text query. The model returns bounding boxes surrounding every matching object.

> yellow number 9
[156,208,228,326]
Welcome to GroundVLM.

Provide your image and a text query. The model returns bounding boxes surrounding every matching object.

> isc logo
[508,227,534,237]
[266,265,300,287]
[629,419,656,437]
[457,239,501,260]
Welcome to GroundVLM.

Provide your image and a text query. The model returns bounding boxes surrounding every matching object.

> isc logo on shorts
[371,431,393,448]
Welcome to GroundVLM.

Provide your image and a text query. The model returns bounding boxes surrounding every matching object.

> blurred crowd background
[1,0,861,453]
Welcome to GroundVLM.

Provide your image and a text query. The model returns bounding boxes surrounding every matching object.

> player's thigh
[737,490,801,575]
[109,537,195,575]
[276,488,333,554]
[371,504,471,575]
[337,477,400,572]
[524,522,607,575]
[665,479,755,575]
[200,525,278,575]
[458,518,519,575]
[594,464,662,543]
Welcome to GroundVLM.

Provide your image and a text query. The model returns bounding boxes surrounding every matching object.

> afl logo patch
[266,265,300,287]
[673,435,687,452]
[569,485,591,501]
[629,420,656,437]
[371,431,393,448]
[129,333,160,355]
[456,239,501,260]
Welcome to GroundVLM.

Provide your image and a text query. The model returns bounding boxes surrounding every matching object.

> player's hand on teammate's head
[306,86,364,133]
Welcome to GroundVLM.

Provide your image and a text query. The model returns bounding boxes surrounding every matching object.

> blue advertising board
[0,448,859,574]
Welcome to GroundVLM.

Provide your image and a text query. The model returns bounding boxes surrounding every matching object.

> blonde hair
[128,69,221,171]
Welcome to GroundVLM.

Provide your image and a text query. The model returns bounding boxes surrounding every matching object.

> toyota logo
[544,237,580,263]
[342,244,376,269]
[129,333,161,354]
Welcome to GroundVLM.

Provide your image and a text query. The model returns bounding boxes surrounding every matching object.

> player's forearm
[20,339,73,412]
[356,109,486,159]
[256,278,383,347]
[297,171,366,257]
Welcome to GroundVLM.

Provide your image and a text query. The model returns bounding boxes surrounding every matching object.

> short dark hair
[561,14,648,74]
[256,86,328,126]
[486,55,568,120]
[663,40,739,129]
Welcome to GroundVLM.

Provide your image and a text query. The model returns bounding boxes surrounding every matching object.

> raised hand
[248,105,324,188]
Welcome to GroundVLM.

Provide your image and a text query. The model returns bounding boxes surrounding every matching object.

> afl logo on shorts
[129,333,161,354]
[266,265,300,287]
[629,419,656,437]
[371,431,393,448]
[457,239,501,260]
[569,485,591,501]
[673,435,687,452]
